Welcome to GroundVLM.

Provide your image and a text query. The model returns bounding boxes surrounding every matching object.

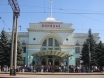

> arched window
[42,38,60,50]
[48,38,53,46]
[42,39,47,46]
[55,39,59,46]
[75,43,80,53]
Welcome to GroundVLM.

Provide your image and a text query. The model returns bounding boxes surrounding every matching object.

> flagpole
[50,0,52,17]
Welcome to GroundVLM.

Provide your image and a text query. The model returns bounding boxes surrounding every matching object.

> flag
[50,0,53,2]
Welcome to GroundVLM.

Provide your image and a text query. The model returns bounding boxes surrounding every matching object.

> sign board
[42,24,60,28]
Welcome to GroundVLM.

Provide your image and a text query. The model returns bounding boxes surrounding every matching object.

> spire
[50,0,53,17]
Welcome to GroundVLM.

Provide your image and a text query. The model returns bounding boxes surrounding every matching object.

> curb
[0,72,104,75]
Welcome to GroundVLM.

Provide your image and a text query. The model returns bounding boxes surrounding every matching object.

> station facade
[7,17,100,66]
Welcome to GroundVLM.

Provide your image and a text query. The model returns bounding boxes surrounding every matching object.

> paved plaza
[0,74,104,78]
[0,73,104,78]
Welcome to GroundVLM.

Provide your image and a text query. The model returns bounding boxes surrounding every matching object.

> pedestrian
[0,65,1,72]
[41,65,44,73]
[4,65,7,72]
[52,65,54,73]
[6,65,8,72]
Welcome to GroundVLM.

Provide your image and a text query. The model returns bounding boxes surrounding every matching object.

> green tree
[80,42,89,65]
[17,40,23,66]
[81,29,97,66]
[9,38,23,66]
[87,29,97,66]
[0,34,3,65]
[0,30,23,66]
[0,30,10,66]
[96,41,104,66]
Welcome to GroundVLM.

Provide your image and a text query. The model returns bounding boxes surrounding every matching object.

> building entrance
[48,59,53,65]
[32,50,72,66]
[42,59,46,65]
[54,59,59,65]
[41,56,61,65]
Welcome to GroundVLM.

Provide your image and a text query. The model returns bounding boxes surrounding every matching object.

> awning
[32,50,72,58]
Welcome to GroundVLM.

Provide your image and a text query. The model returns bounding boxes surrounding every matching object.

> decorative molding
[39,33,63,45]
[60,45,74,48]
[27,28,74,33]
[60,45,83,48]
[27,44,42,49]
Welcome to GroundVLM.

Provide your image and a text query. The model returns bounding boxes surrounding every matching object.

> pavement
[0,73,104,78]
[0,72,104,75]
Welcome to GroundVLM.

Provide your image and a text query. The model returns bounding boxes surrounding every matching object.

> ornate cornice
[27,44,42,49]
[60,45,83,48]
[27,28,74,33]
[60,45,75,48]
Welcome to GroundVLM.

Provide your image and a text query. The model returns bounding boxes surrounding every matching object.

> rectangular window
[23,57,25,65]
[42,48,46,50]
[48,48,53,50]
[48,38,53,46]
[75,47,80,53]
[76,58,80,66]
[22,47,26,53]
[55,48,59,50]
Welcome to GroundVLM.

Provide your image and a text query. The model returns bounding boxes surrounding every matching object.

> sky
[0,0,104,42]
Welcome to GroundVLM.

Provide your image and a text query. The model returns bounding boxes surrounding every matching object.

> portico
[32,50,72,66]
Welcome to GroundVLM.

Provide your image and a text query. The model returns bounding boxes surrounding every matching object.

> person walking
[52,65,54,73]
[6,65,8,73]
[0,65,1,72]
[41,65,44,73]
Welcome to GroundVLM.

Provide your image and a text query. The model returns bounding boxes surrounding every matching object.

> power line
[14,4,104,13]
[44,0,46,13]
[0,17,10,30]
[59,9,104,22]
[0,11,104,14]
[1,11,104,22]
[1,4,104,13]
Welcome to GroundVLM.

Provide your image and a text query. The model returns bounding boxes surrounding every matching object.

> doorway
[42,59,46,65]
[55,59,59,65]
[48,59,53,65]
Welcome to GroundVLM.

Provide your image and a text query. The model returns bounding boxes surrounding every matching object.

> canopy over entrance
[32,50,72,58]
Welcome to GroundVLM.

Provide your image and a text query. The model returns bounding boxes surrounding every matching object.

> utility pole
[10,12,15,76]
[14,13,19,75]
[8,0,20,76]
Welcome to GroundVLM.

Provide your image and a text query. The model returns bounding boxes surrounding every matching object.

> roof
[40,17,62,23]
[32,50,72,58]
